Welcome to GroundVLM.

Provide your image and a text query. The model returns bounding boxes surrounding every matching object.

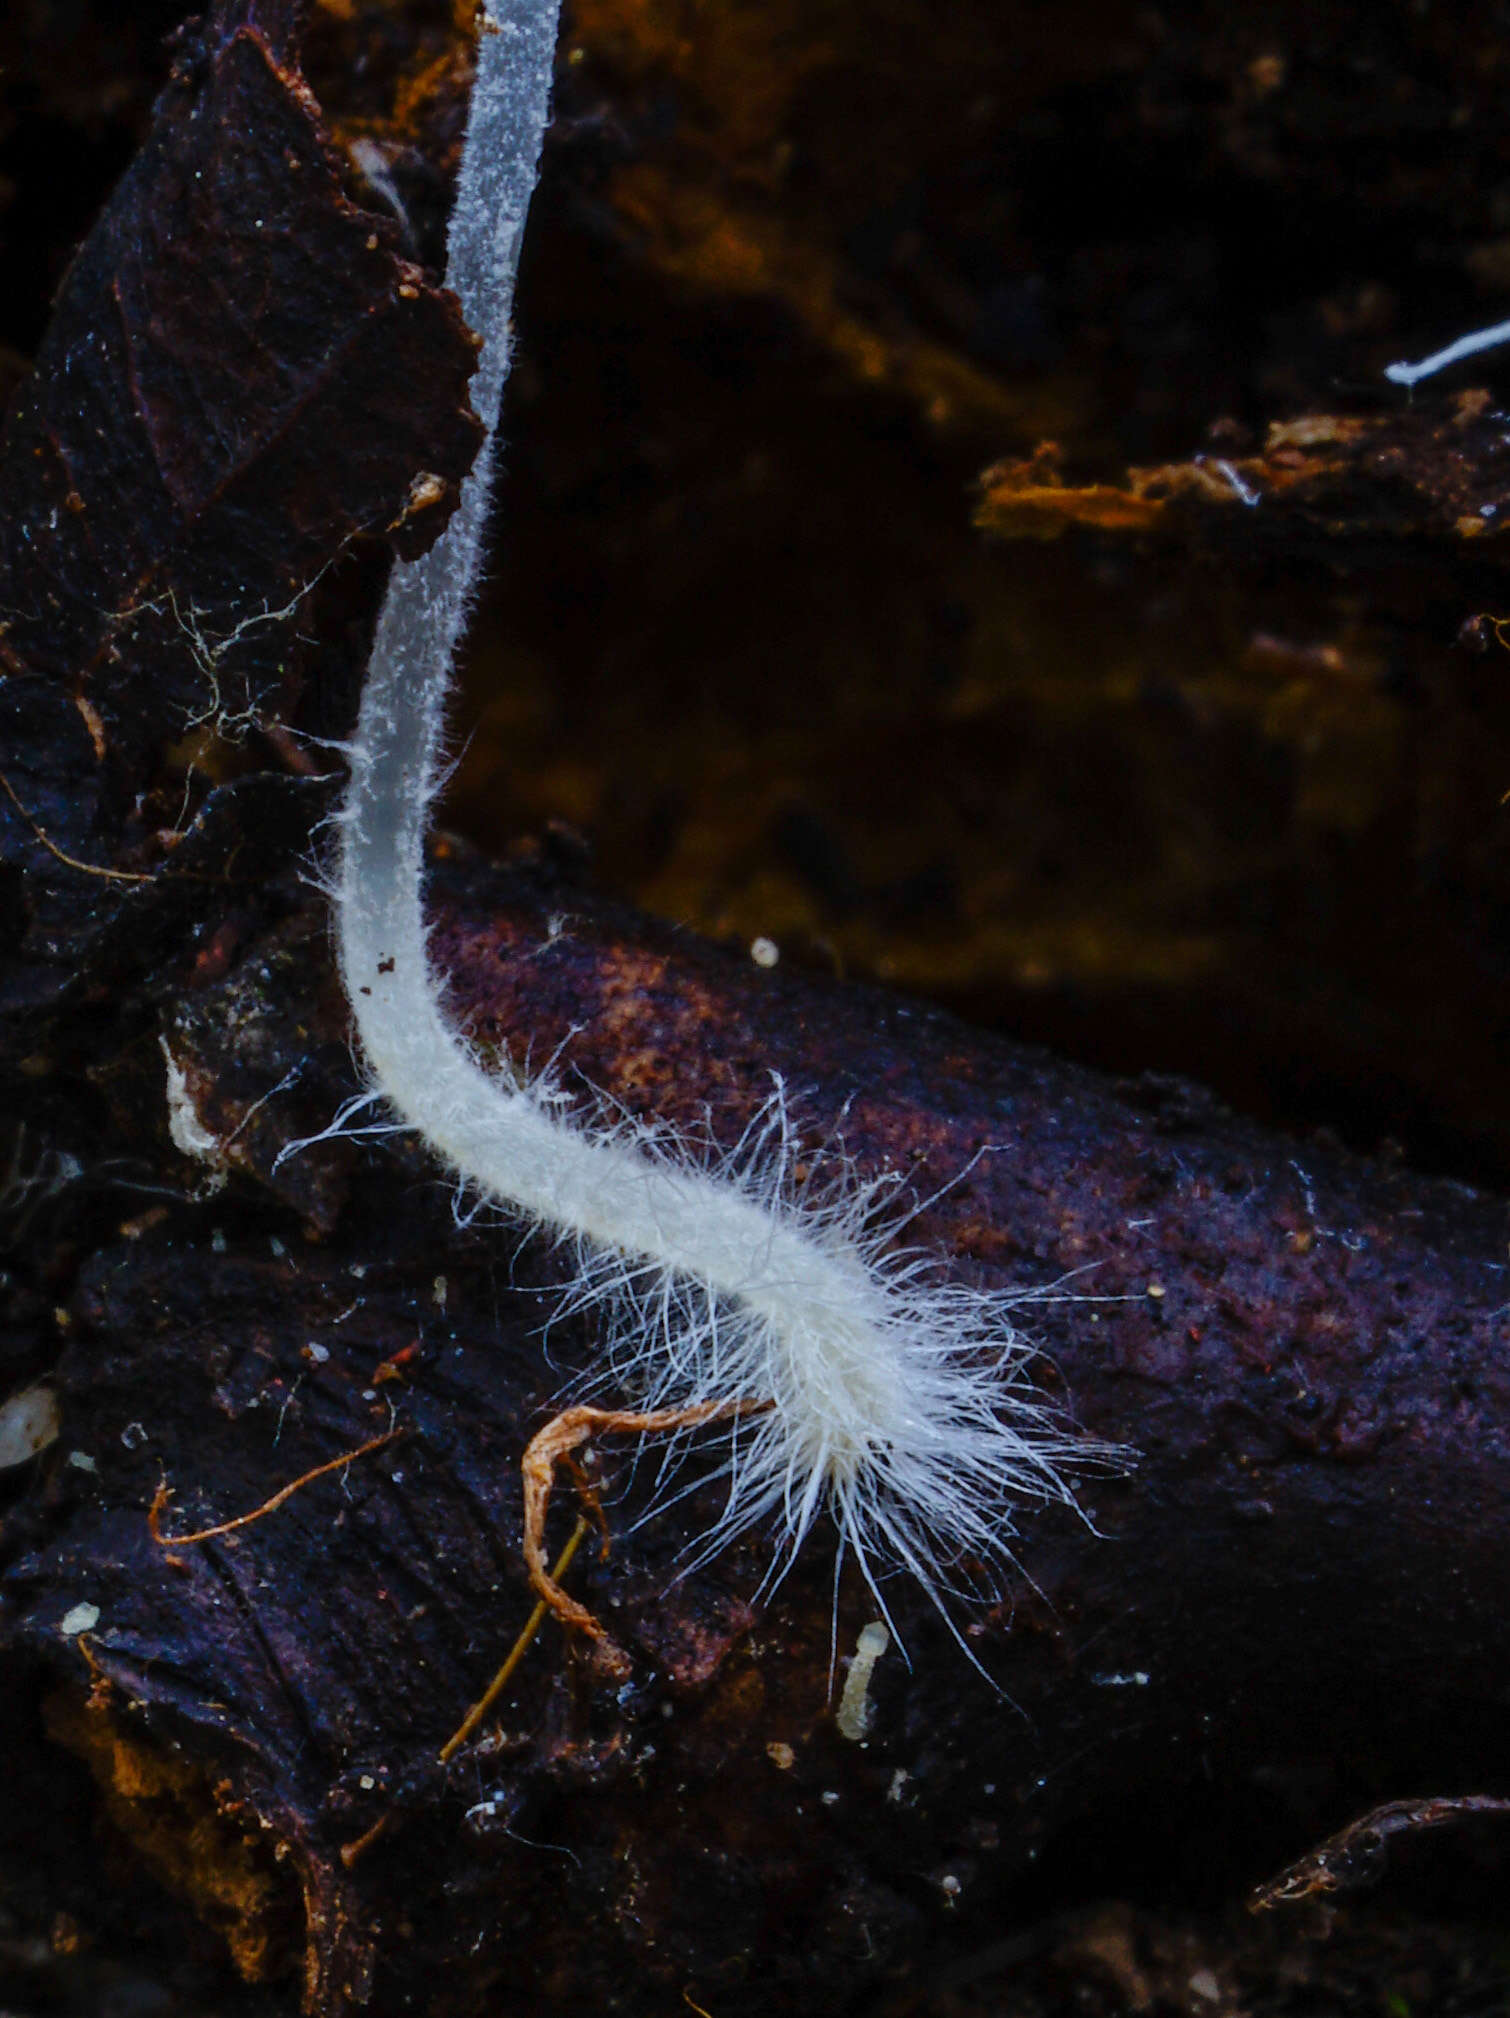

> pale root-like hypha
[333,0,1105,1674]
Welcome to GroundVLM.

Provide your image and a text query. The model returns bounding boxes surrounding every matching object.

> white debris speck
[305,1342,330,1364]
[1189,1969,1222,2003]
[432,1275,448,1310]
[0,1385,61,1469]
[887,1768,912,1804]
[60,1602,100,1636]
[120,1421,148,1450]
[766,1742,795,1770]
[1089,1670,1151,1687]
[1214,458,1260,506]
[749,936,780,969]
[67,1450,97,1473]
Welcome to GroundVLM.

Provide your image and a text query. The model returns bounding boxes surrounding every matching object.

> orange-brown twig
[1249,1794,1510,1911]
[0,768,157,884]
[436,1515,591,1767]
[150,1426,404,1549]
[75,1633,122,1714]
[344,1517,595,1867]
[521,1398,773,1672]
[560,1448,611,1555]
[339,1812,392,1870]
[0,769,232,884]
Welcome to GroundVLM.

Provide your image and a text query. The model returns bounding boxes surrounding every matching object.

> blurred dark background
[9,0,1510,1185]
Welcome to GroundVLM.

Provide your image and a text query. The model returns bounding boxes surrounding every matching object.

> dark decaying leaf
[0,0,480,1021]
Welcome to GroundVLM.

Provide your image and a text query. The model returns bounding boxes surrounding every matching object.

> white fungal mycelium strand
[1384,316,1510,387]
[335,0,1099,1647]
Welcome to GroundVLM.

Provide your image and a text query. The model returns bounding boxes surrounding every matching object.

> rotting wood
[5,853,1510,2012]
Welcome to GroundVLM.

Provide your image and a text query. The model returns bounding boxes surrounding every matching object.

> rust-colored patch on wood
[979,397,1510,549]
[44,1687,303,1983]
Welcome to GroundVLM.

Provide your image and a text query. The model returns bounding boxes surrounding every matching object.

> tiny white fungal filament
[335,0,1095,1652]
[1384,316,1510,388]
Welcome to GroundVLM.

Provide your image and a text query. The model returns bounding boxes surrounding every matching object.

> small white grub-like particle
[1189,1969,1222,2004]
[0,1385,61,1470]
[305,1342,330,1364]
[67,1450,97,1473]
[432,1274,448,1310]
[59,1602,100,1636]
[766,1741,796,1770]
[835,1620,890,1742]
[887,1768,912,1805]
[159,1037,224,1167]
[749,936,780,969]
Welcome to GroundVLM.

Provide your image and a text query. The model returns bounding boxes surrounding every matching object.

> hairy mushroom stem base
[330,0,1108,1676]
